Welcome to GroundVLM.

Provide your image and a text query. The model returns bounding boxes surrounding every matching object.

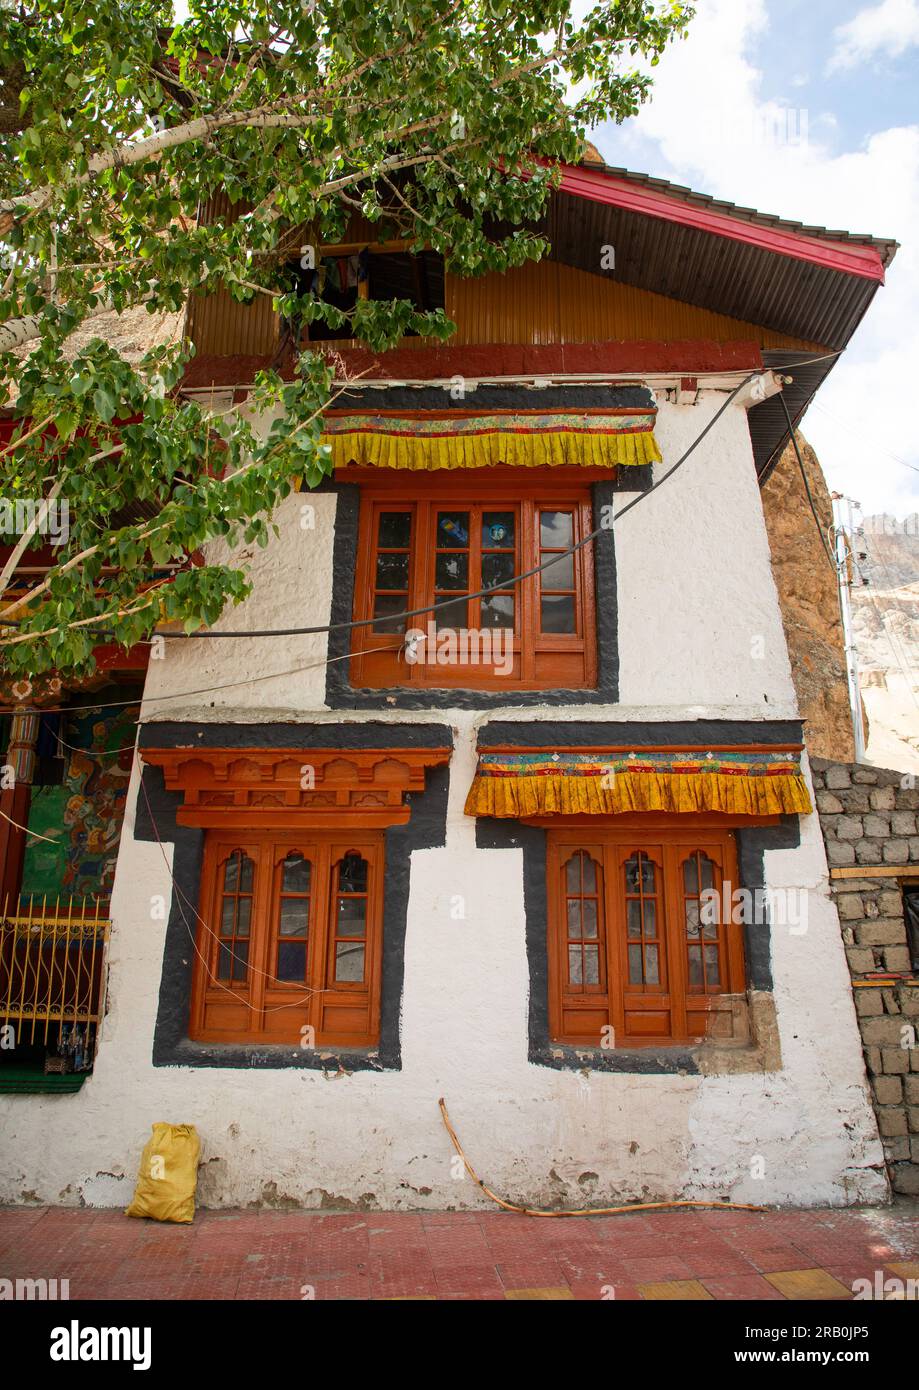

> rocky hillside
[851,518,919,772]
[760,433,856,762]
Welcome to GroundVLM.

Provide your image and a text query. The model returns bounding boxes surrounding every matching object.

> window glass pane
[640,859,656,891]
[220,899,236,937]
[644,944,660,984]
[580,856,596,893]
[583,945,600,985]
[628,943,643,984]
[282,855,311,894]
[627,899,642,938]
[481,553,515,590]
[683,857,699,894]
[482,513,515,549]
[277,941,307,982]
[433,597,469,630]
[375,552,409,590]
[685,901,701,938]
[688,945,704,988]
[540,511,573,547]
[581,899,598,939]
[436,512,469,547]
[435,552,468,590]
[235,898,251,937]
[378,511,411,548]
[279,898,309,936]
[643,901,657,939]
[567,898,582,939]
[704,945,721,986]
[239,856,253,892]
[568,945,583,985]
[337,897,366,936]
[481,593,514,629]
[218,941,247,983]
[335,941,365,983]
[540,554,574,590]
[339,855,368,893]
[625,856,640,892]
[566,855,582,892]
[223,855,239,892]
[373,593,407,633]
[541,595,575,633]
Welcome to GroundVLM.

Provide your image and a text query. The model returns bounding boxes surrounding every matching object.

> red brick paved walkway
[2,1202,918,1301]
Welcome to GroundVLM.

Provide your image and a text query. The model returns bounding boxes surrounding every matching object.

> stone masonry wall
[811,756,919,1196]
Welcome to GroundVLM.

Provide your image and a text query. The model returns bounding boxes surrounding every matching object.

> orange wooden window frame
[546,820,746,1048]
[190,830,384,1048]
[347,470,598,690]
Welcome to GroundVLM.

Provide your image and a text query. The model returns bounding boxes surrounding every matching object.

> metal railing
[0,896,110,1049]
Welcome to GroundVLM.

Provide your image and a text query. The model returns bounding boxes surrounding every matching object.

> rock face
[761,434,856,761]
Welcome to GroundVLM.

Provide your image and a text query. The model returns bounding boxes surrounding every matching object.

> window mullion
[604,846,625,1040]
[308,843,333,1022]
[245,842,273,1036]
[519,502,536,682]
[662,844,688,1041]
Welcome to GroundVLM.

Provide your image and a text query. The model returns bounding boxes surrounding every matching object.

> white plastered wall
[0,393,887,1209]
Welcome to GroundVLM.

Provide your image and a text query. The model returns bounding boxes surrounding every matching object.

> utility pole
[831,493,866,763]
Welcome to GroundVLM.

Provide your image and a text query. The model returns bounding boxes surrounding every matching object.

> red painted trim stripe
[555,164,886,284]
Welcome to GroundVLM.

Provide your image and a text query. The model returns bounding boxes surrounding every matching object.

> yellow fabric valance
[320,411,661,471]
[464,750,812,819]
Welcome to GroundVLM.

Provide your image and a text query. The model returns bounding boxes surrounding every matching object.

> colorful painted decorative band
[321,412,662,470]
[464,749,812,818]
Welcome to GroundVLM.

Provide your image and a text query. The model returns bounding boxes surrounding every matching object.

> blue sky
[589,0,919,517]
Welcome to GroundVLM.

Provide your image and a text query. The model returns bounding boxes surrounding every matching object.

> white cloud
[828,0,919,74]
[590,0,919,517]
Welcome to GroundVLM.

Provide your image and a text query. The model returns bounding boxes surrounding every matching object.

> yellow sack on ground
[125,1123,201,1224]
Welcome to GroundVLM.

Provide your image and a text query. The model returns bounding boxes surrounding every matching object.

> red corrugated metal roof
[556,163,889,283]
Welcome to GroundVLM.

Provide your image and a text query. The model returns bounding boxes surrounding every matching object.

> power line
[778,391,836,571]
[0,366,769,713]
[1,356,841,649]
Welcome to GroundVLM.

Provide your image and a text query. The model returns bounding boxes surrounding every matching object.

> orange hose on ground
[438,1097,767,1218]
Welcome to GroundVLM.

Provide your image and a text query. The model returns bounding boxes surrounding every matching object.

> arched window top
[682,850,715,896]
[564,849,600,895]
[280,852,311,895]
[221,848,253,894]
[337,852,368,893]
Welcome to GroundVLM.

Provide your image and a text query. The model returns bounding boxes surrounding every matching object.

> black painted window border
[135,721,451,1072]
[323,472,651,710]
[473,719,802,1075]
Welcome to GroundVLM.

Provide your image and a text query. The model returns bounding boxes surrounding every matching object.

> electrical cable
[140,776,333,1015]
[778,391,836,571]
[0,367,775,715]
[2,368,760,649]
[437,1098,766,1217]
[3,358,844,649]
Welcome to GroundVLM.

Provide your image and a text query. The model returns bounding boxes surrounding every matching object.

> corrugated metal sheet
[537,191,881,350]
[444,261,818,350]
[751,350,840,481]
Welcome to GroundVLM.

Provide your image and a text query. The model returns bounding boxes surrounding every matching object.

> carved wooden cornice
[140,745,452,828]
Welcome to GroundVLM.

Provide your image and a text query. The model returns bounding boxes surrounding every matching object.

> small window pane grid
[276,853,311,983]
[564,851,606,991]
[548,830,744,1048]
[373,510,413,634]
[352,487,596,690]
[682,851,722,993]
[538,509,577,635]
[217,850,253,985]
[624,851,664,988]
[332,852,369,984]
[193,835,382,1046]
